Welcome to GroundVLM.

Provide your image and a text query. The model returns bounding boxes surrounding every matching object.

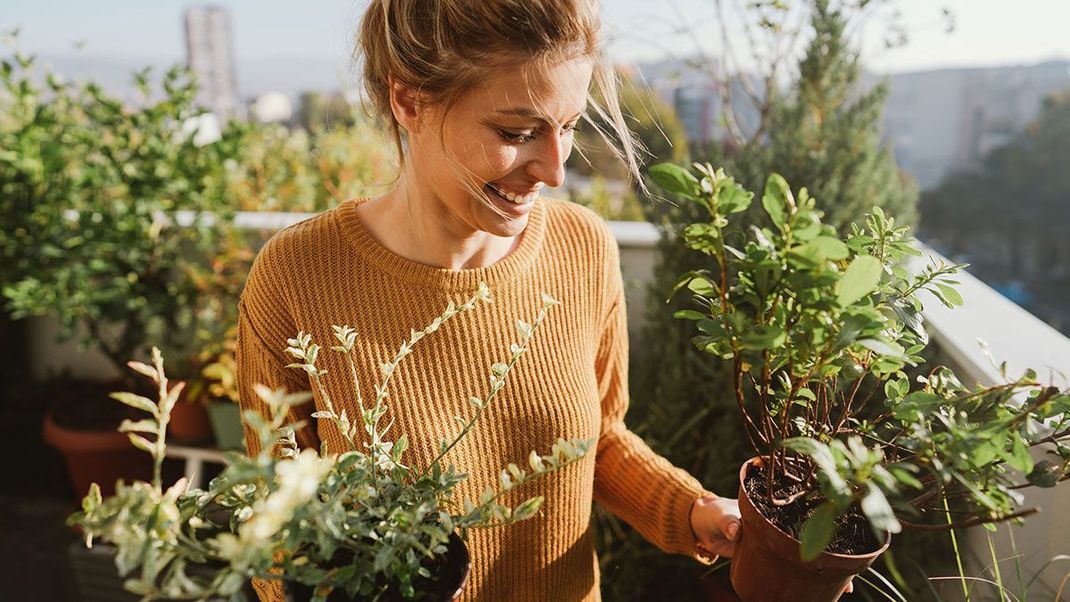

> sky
[5,0,1068,85]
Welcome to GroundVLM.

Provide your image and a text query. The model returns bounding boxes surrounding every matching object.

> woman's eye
[497,122,580,144]
[498,129,536,144]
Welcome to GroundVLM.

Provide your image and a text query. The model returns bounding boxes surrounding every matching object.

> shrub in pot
[652,162,1070,601]
[0,47,252,489]
[68,286,592,601]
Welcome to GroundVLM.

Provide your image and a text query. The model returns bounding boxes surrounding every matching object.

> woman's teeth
[487,183,538,204]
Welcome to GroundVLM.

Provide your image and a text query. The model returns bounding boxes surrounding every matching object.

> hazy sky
[6,0,1069,75]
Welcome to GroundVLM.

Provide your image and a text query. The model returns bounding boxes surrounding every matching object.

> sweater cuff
[665,484,715,557]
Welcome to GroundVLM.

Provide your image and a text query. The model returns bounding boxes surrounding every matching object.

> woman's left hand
[689,495,742,560]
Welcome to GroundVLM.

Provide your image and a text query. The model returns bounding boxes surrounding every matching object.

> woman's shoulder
[247,204,349,287]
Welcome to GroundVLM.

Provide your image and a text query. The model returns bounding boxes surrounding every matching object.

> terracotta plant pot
[167,389,213,443]
[729,457,890,602]
[288,532,471,602]
[42,409,153,498]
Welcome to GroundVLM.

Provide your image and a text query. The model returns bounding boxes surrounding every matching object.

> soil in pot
[743,465,882,556]
[729,458,889,602]
[289,533,470,602]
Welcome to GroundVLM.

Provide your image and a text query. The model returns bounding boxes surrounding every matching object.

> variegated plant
[69,285,593,601]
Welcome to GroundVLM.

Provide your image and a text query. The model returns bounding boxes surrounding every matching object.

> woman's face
[405,56,594,238]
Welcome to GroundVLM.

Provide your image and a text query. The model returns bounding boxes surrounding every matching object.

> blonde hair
[355,0,644,192]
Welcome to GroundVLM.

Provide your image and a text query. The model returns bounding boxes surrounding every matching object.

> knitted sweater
[236,197,713,601]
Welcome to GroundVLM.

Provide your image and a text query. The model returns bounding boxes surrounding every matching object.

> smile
[486,182,540,205]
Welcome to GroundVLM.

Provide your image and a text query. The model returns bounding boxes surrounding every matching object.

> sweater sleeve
[236,239,322,456]
[590,242,713,558]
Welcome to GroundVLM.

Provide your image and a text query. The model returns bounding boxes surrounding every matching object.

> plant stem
[986,529,1007,602]
[945,495,971,602]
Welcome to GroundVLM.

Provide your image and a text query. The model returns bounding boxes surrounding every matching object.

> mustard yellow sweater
[236,197,712,601]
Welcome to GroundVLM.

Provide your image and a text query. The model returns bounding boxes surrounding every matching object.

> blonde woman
[237,1,742,599]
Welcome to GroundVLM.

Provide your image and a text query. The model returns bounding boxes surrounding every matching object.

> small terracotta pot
[729,457,890,602]
[42,409,153,498]
[167,388,213,443]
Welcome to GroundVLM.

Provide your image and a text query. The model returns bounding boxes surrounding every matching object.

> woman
[237,1,741,599]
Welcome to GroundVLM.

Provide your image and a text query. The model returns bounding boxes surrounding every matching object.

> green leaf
[110,392,157,416]
[1006,435,1034,473]
[719,183,753,214]
[799,502,836,562]
[861,483,901,534]
[649,163,699,198]
[118,419,158,434]
[857,338,906,360]
[127,433,156,454]
[805,236,850,261]
[1027,460,1061,487]
[673,310,706,321]
[741,325,786,351]
[836,255,882,307]
[783,437,849,497]
[513,496,544,521]
[762,174,791,229]
[935,283,964,306]
[687,277,716,297]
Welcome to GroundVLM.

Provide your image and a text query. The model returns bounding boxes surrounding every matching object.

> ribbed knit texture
[236,197,713,601]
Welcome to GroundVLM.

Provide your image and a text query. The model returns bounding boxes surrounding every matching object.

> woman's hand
[689,495,742,560]
[688,494,855,593]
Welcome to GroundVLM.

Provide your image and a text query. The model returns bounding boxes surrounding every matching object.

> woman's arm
[589,240,716,559]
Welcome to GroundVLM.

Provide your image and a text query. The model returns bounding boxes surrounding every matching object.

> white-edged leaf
[110,392,157,415]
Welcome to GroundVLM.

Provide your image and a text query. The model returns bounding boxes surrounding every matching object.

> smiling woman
[235,1,742,601]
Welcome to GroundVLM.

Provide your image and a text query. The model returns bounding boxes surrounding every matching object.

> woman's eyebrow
[493,107,584,124]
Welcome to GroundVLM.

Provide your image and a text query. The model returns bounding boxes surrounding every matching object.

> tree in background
[920,92,1070,331]
[600,1,942,599]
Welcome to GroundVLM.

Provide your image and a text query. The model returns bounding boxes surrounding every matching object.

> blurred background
[2,1,1069,600]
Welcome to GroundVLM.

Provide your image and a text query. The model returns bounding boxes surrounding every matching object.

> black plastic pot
[66,541,257,602]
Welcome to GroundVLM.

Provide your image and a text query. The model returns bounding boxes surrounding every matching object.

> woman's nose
[526,134,568,188]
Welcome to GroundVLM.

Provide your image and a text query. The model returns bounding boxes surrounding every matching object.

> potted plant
[194,326,246,450]
[651,162,1070,601]
[69,285,592,601]
[0,45,250,492]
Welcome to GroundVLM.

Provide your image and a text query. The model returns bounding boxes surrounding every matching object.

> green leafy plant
[0,42,243,380]
[69,286,593,601]
[652,161,1070,561]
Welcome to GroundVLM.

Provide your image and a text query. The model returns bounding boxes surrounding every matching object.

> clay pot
[42,409,153,498]
[288,532,471,602]
[729,457,890,602]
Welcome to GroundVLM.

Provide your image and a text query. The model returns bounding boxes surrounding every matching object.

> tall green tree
[599,2,927,599]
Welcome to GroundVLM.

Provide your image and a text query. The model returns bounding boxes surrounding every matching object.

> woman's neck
[355,181,522,271]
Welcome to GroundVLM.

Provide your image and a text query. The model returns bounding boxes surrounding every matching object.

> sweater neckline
[335,196,549,292]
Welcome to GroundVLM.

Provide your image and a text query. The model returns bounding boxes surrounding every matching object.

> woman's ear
[388,76,423,133]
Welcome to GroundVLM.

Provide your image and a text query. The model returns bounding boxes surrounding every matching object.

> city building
[882,60,1070,190]
[184,5,243,119]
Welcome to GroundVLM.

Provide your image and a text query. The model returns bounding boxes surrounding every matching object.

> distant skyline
[6,1,1068,80]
